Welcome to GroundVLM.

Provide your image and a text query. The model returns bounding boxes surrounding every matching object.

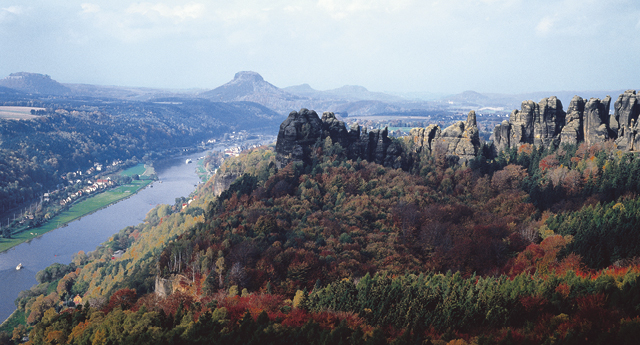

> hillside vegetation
[0,98,280,213]
[7,134,640,344]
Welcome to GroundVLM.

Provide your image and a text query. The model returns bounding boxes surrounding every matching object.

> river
[0,152,205,323]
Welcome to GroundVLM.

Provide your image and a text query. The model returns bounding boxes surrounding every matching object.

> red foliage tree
[103,288,137,313]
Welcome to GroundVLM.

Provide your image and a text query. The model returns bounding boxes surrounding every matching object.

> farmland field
[0,106,45,120]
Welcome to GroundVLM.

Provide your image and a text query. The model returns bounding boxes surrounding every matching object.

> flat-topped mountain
[201,71,298,102]
[0,72,70,95]
[201,72,419,116]
[199,71,304,115]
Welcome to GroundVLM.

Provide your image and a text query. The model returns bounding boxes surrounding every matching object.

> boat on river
[16,263,23,270]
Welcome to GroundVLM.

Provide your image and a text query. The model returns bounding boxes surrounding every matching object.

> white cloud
[536,15,556,35]
[0,6,25,25]
[80,3,100,14]
[316,0,409,20]
[2,6,23,15]
[126,2,205,21]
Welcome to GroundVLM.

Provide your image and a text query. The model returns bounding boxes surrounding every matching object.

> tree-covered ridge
[11,138,640,344]
[0,98,280,212]
[166,146,539,297]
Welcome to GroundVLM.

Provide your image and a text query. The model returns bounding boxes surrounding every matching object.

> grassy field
[0,106,45,120]
[121,164,146,177]
[196,159,210,181]
[0,165,154,253]
[121,164,155,179]
[0,309,25,334]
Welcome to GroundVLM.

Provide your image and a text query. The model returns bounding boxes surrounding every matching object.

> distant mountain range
[199,71,432,116]
[0,72,202,101]
[441,89,628,111]
[0,71,631,117]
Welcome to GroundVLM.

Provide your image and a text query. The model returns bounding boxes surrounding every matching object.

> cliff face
[612,90,640,150]
[213,171,241,196]
[275,109,324,168]
[492,97,567,152]
[276,109,481,169]
[411,111,480,162]
[491,92,640,153]
[275,109,405,168]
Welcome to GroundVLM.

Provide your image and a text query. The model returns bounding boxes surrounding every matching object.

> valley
[1,71,640,344]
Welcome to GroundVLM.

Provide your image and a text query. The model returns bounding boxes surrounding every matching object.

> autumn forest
[5,123,640,345]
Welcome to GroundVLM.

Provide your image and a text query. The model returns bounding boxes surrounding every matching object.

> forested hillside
[0,98,280,211]
[8,132,640,344]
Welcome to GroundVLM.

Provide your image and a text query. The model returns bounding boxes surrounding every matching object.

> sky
[0,0,639,94]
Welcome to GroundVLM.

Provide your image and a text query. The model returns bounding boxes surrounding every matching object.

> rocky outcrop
[560,96,585,146]
[321,111,350,149]
[155,276,173,297]
[275,109,404,168]
[213,171,241,196]
[536,96,566,147]
[612,90,640,150]
[275,109,323,168]
[432,111,481,161]
[583,97,611,145]
[155,274,191,297]
[410,125,441,154]
[492,97,566,152]
[492,91,640,154]
[275,109,482,169]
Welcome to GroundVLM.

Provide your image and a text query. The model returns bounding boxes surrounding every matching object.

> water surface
[0,152,203,323]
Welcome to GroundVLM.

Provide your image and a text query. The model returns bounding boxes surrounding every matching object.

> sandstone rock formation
[560,96,585,146]
[275,109,323,168]
[492,97,566,152]
[491,91,640,154]
[612,90,640,150]
[213,171,241,196]
[431,110,481,162]
[275,109,482,169]
[583,96,611,146]
[536,96,566,147]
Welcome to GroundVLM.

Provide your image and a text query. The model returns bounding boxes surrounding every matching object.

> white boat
[16,263,23,270]
[186,159,192,164]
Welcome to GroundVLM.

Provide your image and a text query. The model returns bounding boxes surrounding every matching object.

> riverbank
[0,150,210,327]
[0,165,154,254]
[0,309,24,334]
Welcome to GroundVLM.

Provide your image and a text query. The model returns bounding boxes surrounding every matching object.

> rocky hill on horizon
[0,72,71,96]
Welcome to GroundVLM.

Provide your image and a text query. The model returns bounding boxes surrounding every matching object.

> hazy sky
[1,0,639,94]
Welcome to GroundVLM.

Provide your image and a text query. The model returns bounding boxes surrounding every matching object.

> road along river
[0,152,204,323]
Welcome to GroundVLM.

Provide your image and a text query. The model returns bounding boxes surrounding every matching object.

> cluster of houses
[61,161,122,182]
[224,146,242,157]
[59,178,114,206]
[181,196,197,210]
